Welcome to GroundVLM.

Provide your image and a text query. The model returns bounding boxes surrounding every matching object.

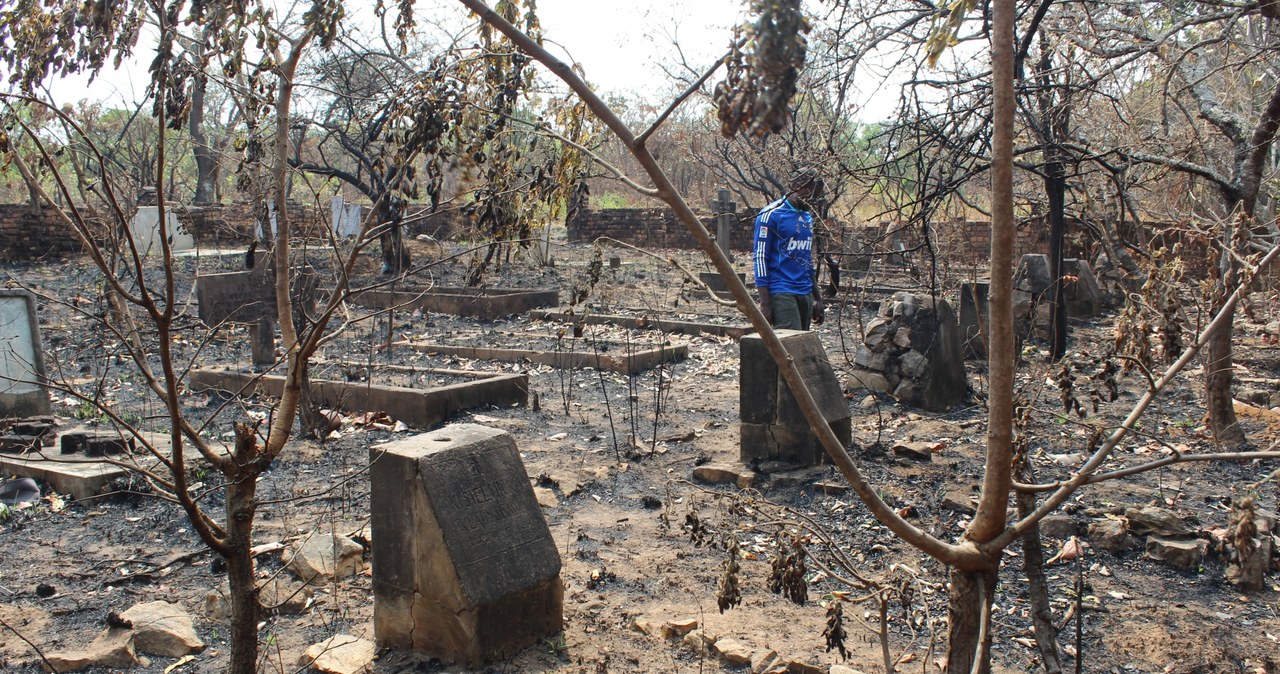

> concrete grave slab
[370,424,562,667]
[740,330,851,465]
[0,426,179,500]
[0,290,51,417]
[187,367,528,428]
[348,286,558,320]
[398,340,686,374]
[0,451,128,500]
[531,310,753,340]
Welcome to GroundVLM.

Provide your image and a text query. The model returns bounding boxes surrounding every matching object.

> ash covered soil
[1,236,1279,674]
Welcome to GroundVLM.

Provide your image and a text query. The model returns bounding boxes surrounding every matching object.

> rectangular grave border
[530,310,753,340]
[345,286,559,320]
[188,367,528,429]
[397,340,686,374]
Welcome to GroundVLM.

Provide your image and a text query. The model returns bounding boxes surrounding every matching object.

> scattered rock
[43,629,139,671]
[206,577,313,620]
[1145,536,1207,570]
[1038,514,1078,539]
[533,486,559,508]
[941,489,976,516]
[681,629,715,655]
[858,394,879,408]
[119,601,205,657]
[813,480,848,495]
[787,661,825,674]
[1087,519,1130,552]
[830,666,870,674]
[663,618,699,638]
[847,369,892,394]
[692,463,756,489]
[768,467,824,490]
[631,617,660,637]
[299,634,375,674]
[1126,506,1193,537]
[892,441,934,462]
[284,533,367,584]
[712,637,752,666]
[751,648,780,674]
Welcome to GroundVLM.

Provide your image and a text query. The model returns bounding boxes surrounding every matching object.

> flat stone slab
[0,452,128,500]
[348,286,558,320]
[187,367,528,429]
[397,340,686,374]
[531,310,753,340]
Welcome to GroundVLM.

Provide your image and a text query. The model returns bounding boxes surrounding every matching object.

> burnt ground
[1,235,1278,674]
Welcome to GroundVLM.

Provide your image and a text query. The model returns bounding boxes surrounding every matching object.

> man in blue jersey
[753,168,825,330]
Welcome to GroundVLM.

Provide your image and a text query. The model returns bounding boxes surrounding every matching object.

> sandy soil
[1,237,1278,674]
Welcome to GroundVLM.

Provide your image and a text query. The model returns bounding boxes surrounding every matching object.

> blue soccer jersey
[752,198,815,295]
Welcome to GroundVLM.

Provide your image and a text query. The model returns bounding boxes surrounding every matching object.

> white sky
[43,0,748,109]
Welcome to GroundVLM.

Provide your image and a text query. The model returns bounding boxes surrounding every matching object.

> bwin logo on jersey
[786,239,812,252]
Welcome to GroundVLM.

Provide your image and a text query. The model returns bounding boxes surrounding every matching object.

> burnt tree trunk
[946,565,999,674]
[225,424,264,674]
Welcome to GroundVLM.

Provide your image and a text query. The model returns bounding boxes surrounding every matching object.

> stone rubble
[846,293,967,411]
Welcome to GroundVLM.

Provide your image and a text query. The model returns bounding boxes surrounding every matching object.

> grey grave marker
[0,290,51,417]
[710,188,737,263]
[370,424,562,667]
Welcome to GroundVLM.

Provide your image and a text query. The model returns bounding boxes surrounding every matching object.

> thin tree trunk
[1017,467,1063,674]
[225,425,262,674]
[949,0,1017,668]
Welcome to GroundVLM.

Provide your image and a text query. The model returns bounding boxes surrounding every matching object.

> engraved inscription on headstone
[195,269,277,327]
[0,290,51,417]
[370,424,562,667]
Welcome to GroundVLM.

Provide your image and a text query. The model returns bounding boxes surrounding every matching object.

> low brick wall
[566,208,753,250]
[0,204,87,261]
[179,202,325,245]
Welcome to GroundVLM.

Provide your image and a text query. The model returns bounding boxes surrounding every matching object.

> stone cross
[709,188,737,262]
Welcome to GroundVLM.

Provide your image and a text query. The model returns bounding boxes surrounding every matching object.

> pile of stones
[849,292,967,411]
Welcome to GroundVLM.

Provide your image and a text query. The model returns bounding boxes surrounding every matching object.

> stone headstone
[196,268,315,368]
[330,196,365,239]
[129,205,194,256]
[958,281,989,360]
[370,424,562,667]
[699,271,746,293]
[740,331,852,466]
[0,290,51,417]
[1014,253,1053,296]
[710,188,737,261]
[1062,258,1104,317]
[196,268,278,326]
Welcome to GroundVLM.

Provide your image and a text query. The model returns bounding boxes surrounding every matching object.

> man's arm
[753,213,773,323]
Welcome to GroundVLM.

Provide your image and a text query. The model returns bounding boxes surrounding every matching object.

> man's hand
[757,288,772,324]
[813,300,825,326]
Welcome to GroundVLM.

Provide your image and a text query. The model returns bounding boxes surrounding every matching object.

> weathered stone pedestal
[370,424,562,667]
[740,331,851,466]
